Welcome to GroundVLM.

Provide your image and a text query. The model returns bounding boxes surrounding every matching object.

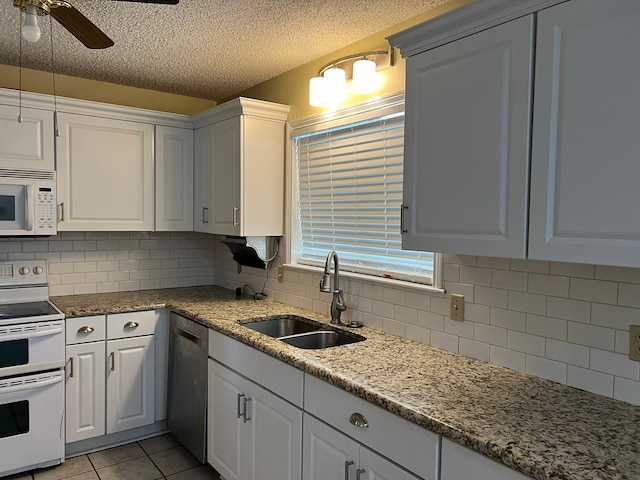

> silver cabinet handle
[237,393,245,419]
[124,321,139,329]
[400,203,408,233]
[344,460,354,480]
[68,357,74,378]
[233,206,239,226]
[356,468,366,480]
[109,352,115,371]
[243,397,251,423]
[202,206,209,224]
[77,326,95,334]
[59,202,65,222]
[349,413,369,428]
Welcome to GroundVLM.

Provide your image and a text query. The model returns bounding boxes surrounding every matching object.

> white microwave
[0,172,57,236]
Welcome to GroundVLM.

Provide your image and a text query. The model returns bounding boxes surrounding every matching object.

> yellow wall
[0,0,466,118]
[0,64,216,115]
[224,0,468,121]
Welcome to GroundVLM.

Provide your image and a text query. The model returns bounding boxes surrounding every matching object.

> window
[291,95,439,287]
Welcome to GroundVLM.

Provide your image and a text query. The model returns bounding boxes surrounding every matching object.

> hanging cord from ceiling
[49,15,59,137]
[18,8,23,123]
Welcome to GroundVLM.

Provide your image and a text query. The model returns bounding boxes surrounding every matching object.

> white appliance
[0,170,57,236]
[0,260,65,477]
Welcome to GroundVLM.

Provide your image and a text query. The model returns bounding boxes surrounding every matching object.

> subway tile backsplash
[4,231,638,406]
[214,238,640,406]
[0,232,216,296]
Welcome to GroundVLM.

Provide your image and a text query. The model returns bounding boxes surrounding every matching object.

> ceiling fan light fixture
[22,3,41,43]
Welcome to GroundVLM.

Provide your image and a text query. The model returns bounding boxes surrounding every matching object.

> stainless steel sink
[279,330,365,349]
[243,316,322,337]
[242,316,365,349]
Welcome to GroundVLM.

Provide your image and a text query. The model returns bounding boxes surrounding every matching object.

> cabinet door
[208,359,244,480]
[56,113,154,231]
[441,438,531,480]
[210,116,241,236]
[65,341,106,443]
[155,126,194,231]
[106,335,155,434]
[303,413,359,480]
[402,15,534,258]
[0,105,54,171]
[529,0,640,266]
[360,446,421,480]
[244,380,302,480]
[194,124,213,233]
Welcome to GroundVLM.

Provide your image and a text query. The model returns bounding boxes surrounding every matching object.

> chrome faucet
[319,250,347,325]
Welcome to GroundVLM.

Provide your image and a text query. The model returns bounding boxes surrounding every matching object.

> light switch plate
[629,325,640,362]
[450,294,464,322]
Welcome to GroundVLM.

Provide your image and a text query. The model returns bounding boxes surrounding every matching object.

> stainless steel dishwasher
[167,313,208,463]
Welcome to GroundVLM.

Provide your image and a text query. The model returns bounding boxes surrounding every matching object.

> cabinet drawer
[107,310,158,340]
[208,329,304,407]
[304,374,439,480]
[66,315,106,344]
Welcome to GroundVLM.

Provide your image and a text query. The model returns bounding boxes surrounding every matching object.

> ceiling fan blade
[49,5,114,49]
[113,0,179,4]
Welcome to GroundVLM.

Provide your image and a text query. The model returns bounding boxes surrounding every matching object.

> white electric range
[0,259,66,477]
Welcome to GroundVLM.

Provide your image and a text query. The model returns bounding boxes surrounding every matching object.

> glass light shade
[352,59,378,94]
[22,4,41,43]
[323,67,347,106]
[309,76,328,107]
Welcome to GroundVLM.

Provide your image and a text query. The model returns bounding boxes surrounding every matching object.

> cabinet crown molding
[388,0,566,57]
[192,96,290,129]
[0,88,192,128]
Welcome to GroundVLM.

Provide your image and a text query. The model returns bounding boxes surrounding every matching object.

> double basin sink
[241,315,365,349]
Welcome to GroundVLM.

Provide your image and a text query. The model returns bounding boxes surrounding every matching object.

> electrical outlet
[629,325,640,362]
[450,294,464,321]
[277,265,285,283]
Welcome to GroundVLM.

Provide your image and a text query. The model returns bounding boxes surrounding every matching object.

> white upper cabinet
[56,113,154,231]
[528,0,640,266]
[391,0,640,267]
[155,125,194,231]
[400,14,534,258]
[0,105,54,171]
[192,97,290,237]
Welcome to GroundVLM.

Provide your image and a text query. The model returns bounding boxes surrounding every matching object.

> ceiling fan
[13,0,179,49]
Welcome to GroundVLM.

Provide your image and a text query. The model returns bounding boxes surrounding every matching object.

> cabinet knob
[77,326,95,334]
[124,321,139,329]
[349,412,369,428]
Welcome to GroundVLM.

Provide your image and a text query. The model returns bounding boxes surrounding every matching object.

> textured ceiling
[0,0,450,101]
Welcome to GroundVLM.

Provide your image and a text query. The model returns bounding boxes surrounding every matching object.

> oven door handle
[0,374,63,394]
[0,326,64,342]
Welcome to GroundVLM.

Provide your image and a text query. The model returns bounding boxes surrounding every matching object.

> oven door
[0,370,65,476]
[0,182,32,234]
[0,320,65,377]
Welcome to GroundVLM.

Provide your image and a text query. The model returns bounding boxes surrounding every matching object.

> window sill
[282,263,445,295]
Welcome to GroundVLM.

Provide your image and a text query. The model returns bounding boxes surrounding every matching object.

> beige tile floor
[4,434,221,480]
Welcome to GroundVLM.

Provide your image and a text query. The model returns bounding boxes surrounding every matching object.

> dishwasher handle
[174,325,201,345]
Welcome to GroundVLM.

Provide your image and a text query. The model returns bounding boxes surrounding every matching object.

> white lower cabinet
[440,438,531,480]
[65,311,161,444]
[208,360,302,480]
[303,413,420,480]
[207,330,304,480]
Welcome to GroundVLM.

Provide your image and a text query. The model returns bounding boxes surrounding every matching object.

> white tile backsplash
[25,230,639,407]
[213,241,640,406]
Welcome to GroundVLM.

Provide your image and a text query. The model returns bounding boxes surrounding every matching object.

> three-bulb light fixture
[309,47,395,108]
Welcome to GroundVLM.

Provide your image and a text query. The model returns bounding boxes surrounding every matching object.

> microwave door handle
[25,183,34,232]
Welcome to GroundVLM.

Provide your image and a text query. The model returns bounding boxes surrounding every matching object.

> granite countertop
[51,285,640,480]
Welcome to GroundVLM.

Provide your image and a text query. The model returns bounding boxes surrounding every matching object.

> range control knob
[33,266,44,275]
[19,267,31,275]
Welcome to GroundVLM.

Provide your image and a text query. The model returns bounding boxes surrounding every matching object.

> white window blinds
[294,109,435,285]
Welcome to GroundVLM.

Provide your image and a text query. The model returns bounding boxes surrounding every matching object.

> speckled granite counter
[51,285,640,480]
